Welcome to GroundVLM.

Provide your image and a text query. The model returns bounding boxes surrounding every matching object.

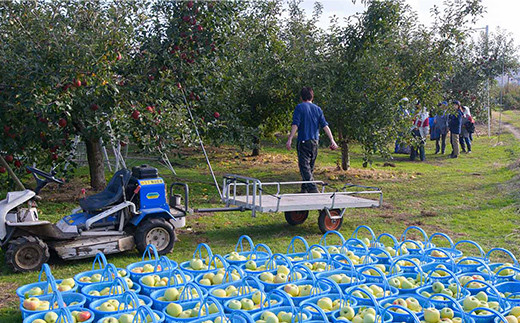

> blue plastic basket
[194,264,245,291]
[239,253,292,276]
[457,280,511,322]
[425,233,463,262]
[206,275,264,304]
[319,230,347,251]
[223,235,270,266]
[285,236,311,262]
[492,281,520,307]
[400,226,435,254]
[24,306,95,323]
[330,304,393,323]
[20,291,86,319]
[316,254,366,289]
[274,266,330,307]
[17,264,78,302]
[300,278,357,320]
[346,283,399,306]
[453,240,487,273]
[253,261,308,292]
[95,305,165,323]
[190,310,255,323]
[379,295,427,322]
[372,233,400,264]
[89,291,152,320]
[139,268,192,296]
[161,296,225,322]
[251,305,312,323]
[150,281,208,312]
[74,253,129,289]
[126,246,178,282]
[81,275,141,305]
[223,289,285,315]
[179,245,227,275]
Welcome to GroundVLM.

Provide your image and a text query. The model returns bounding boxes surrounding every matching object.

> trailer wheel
[135,218,176,255]
[318,209,343,233]
[6,236,50,272]
[284,210,309,225]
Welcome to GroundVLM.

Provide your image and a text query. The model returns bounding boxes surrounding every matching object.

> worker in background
[448,100,464,158]
[286,87,338,193]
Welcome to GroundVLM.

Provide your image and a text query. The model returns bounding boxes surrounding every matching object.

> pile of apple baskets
[16,226,520,323]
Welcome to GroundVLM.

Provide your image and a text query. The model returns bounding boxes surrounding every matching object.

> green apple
[510,307,520,317]
[119,313,134,323]
[99,302,116,312]
[212,288,227,298]
[463,296,481,311]
[432,281,444,293]
[339,306,355,320]
[141,275,155,286]
[423,307,440,323]
[199,278,211,286]
[44,312,58,323]
[505,316,519,323]
[164,287,180,301]
[299,285,312,297]
[283,284,299,297]
[91,274,102,283]
[61,278,75,287]
[317,297,333,311]
[32,320,47,323]
[273,273,287,284]
[475,291,488,302]
[212,273,224,285]
[228,299,241,310]
[245,260,257,270]
[252,290,265,304]
[441,307,454,319]
[241,298,254,310]
[166,303,183,317]
[142,264,155,273]
[277,265,290,276]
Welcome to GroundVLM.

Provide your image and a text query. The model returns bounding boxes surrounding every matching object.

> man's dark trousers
[297,140,319,193]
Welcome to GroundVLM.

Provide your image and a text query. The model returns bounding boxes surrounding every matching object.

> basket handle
[248,243,272,261]
[425,267,464,298]
[317,277,344,300]
[331,254,356,273]
[197,296,225,319]
[266,253,292,271]
[319,230,346,247]
[371,246,393,259]
[167,268,189,286]
[154,256,171,273]
[376,233,399,249]
[301,302,330,322]
[286,236,309,254]
[101,263,119,282]
[290,263,315,283]
[241,275,265,293]
[133,305,158,323]
[92,252,108,270]
[178,281,204,302]
[494,266,520,282]
[207,253,228,270]
[453,240,485,258]
[400,226,429,245]
[193,243,213,260]
[467,307,508,322]
[121,291,140,311]
[109,276,130,295]
[485,248,519,266]
[49,289,68,310]
[342,237,369,254]
[54,306,75,323]
[141,244,159,262]
[456,256,492,279]
[38,264,58,294]
[352,225,376,246]
[380,304,421,323]
[390,255,424,279]
[307,244,331,260]
[224,264,245,283]
[235,235,255,253]
[427,232,455,248]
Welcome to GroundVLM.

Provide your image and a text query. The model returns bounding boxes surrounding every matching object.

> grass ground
[498,109,520,129]
[1,120,519,321]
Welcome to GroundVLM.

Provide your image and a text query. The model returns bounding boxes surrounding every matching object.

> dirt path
[502,122,520,140]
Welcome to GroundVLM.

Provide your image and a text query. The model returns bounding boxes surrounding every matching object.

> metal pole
[486,25,491,137]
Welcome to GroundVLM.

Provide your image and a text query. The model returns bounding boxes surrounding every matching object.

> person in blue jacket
[448,100,464,158]
[286,87,338,193]
[432,101,449,154]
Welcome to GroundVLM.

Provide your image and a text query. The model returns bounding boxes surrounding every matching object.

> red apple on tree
[14,160,22,168]
[5,155,13,163]
[177,83,182,89]
[73,79,82,87]
[90,103,99,111]
[187,1,194,9]
[146,106,155,113]
[51,153,58,161]
[0,167,6,174]
[131,110,140,120]
[58,118,67,128]
[213,112,220,118]
[116,52,122,61]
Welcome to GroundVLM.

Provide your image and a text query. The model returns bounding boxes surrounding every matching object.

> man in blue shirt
[448,100,464,158]
[286,87,338,193]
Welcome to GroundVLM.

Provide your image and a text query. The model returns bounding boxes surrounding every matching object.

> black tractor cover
[79,169,132,212]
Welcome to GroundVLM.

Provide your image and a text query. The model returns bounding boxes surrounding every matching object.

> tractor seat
[79,169,132,212]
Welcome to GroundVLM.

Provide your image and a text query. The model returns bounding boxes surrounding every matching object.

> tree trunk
[251,136,260,156]
[341,140,350,171]
[85,137,106,190]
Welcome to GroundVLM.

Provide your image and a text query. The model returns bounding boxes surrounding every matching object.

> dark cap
[452,100,461,105]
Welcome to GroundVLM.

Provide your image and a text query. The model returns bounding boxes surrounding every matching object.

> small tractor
[0,165,188,272]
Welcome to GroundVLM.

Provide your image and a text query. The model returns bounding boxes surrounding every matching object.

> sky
[299,0,520,44]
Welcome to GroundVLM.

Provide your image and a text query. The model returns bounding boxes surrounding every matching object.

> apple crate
[20,292,86,319]
[149,281,207,312]
[74,253,129,289]
[206,276,264,304]
[319,230,346,251]
[24,307,95,323]
[315,268,366,290]
[254,263,310,292]
[95,305,165,323]
[250,305,313,323]
[223,289,285,315]
[81,276,141,306]
[139,268,192,296]
[126,246,177,283]
[453,240,487,273]
[393,254,434,274]
[476,248,519,282]
[274,276,332,307]
[372,232,401,265]
[400,226,435,255]
[223,235,270,266]
[300,293,357,320]
[467,307,508,323]
[285,236,311,262]
[358,264,398,284]
[17,264,78,302]
[346,283,399,306]
[457,280,512,323]
[89,291,152,320]
[451,271,494,295]
[424,233,464,262]
[418,262,462,285]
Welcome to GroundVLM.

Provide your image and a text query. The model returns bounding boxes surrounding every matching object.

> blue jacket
[448,110,463,134]
[292,102,328,141]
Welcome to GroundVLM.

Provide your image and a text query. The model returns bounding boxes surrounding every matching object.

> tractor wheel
[318,209,343,234]
[284,211,309,225]
[6,236,50,272]
[135,218,176,255]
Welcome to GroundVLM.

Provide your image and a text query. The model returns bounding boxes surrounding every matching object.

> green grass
[497,109,520,129]
[1,124,519,321]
